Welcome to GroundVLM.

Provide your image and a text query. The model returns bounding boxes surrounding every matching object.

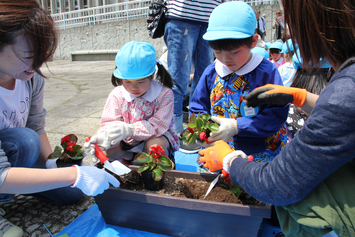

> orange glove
[244,84,307,108]
[198,141,233,172]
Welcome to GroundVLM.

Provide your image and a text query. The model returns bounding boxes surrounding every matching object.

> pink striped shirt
[99,80,179,151]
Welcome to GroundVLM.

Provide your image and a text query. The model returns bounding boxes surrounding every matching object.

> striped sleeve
[166,0,221,23]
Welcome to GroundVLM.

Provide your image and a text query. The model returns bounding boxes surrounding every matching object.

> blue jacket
[190,55,289,157]
[230,57,355,205]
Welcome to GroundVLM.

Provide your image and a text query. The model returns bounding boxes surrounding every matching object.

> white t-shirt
[0,80,30,130]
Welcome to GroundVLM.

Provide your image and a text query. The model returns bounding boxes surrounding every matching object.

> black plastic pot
[95,166,271,237]
[141,171,164,191]
[56,159,83,168]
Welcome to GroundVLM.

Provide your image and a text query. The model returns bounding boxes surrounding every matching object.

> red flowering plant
[48,134,85,167]
[182,113,219,145]
[132,145,174,181]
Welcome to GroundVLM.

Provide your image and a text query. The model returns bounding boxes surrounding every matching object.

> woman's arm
[301,92,319,113]
[0,167,77,194]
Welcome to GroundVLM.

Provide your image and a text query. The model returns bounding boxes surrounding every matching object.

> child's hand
[105,121,134,145]
[208,116,238,142]
[244,84,307,108]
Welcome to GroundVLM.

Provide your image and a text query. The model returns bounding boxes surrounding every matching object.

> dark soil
[116,170,265,206]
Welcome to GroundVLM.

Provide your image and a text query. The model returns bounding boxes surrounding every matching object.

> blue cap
[114,41,156,80]
[251,47,269,59]
[203,1,256,41]
[269,41,283,50]
[281,39,296,53]
[292,49,332,69]
[265,42,272,49]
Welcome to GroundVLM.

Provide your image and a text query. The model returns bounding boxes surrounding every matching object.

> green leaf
[157,156,171,165]
[68,134,78,142]
[152,169,163,181]
[187,132,198,145]
[138,164,150,173]
[196,118,203,130]
[54,146,62,153]
[188,114,197,128]
[208,123,220,132]
[201,113,210,121]
[133,153,153,164]
[230,185,243,198]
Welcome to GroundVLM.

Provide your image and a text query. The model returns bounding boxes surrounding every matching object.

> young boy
[190,1,289,162]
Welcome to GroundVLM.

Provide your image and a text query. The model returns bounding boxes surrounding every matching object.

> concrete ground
[0,60,117,237]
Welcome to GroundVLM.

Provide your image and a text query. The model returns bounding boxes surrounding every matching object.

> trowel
[85,137,134,183]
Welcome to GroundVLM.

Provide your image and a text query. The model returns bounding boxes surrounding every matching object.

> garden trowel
[203,173,221,199]
[85,137,134,183]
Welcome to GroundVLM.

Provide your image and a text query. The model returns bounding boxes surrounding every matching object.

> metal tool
[85,137,135,183]
[203,174,221,199]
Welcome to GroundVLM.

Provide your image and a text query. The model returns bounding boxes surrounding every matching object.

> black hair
[111,63,173,89]
[291,68,333,95]
[270,48,281,54]
[208,37,254,51]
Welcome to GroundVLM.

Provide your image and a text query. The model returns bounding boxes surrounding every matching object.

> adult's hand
[105,121,134,145]
[71,165,120,196]
[209,116,238,143]
[244,84,307,108]
[198,141,233,172]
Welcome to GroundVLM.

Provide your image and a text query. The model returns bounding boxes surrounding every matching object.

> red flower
[204,138,211,144]
[222,170,230,183]
[66,140,76,152]
[199,132,206,140]
[61,135,71,145]
[149,145,164,158]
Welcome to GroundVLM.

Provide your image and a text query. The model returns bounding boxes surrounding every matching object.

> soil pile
[118,170,265,206]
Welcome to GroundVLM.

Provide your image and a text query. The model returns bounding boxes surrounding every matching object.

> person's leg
[29,149,84,206]
[190,23,214,103]
[164,20,199,134]
[0,127,40,202]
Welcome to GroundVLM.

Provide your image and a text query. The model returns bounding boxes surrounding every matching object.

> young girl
[278,39,296,86]
[269,40,285,68]
[85,41,179,163]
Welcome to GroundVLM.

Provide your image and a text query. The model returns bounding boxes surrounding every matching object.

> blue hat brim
[113,68,155,80]
[203,31,253,41]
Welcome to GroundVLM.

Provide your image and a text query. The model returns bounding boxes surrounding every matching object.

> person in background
[278,39,296,86]
[199,0,355,236]
[273,10,284,40]
[0,1,120,236]
[255,9,267,41]
[191,1,288,163]
[85,41,179,163]
[286,50,332,140]
[163,0,220,137]
[269,40,285,68]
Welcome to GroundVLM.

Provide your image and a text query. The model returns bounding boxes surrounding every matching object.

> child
[190,1,289,162]
[85,41,179,162]
[269,40,285,68]
[278,39,296,86]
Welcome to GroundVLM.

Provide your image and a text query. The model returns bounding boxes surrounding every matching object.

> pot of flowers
[48,134,85,167]
[132,145,174,191]
[182,113,219,146]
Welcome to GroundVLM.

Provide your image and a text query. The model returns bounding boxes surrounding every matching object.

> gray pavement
[0,60,117,237]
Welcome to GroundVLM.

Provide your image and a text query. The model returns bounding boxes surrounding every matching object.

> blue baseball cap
[203,1,256,41]
[114,41,156,80]
[251,47,269,59]
[265,42,272,49]
[292,49,331,69]
[269,41,283,50]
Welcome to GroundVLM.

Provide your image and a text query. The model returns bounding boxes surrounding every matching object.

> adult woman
[272,10,284,40]
[0,1,119,236]
[199,0,355,236]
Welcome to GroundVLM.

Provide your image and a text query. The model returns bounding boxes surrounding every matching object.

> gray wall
[53,3,282,60]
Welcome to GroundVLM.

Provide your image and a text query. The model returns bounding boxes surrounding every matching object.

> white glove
[45,158,58,169]
[71,165,120,196]
[84,134,112,154]
[105,121,134,145]
[222,150,247,174]
[209,116,238,143]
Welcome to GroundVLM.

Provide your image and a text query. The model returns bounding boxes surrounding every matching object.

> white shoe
[0,208,23,237]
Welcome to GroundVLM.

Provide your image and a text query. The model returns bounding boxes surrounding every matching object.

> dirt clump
[117,170,264,206]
